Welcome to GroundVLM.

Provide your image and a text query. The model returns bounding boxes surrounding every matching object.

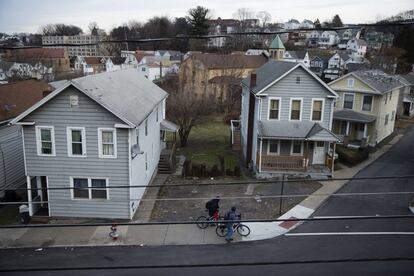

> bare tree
[256,11,271,29]
[167,86,213,147]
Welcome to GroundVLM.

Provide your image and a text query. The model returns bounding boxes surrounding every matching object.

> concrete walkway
[0,135,403,248]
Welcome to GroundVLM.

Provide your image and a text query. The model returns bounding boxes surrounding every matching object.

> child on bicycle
[205,196,220,220]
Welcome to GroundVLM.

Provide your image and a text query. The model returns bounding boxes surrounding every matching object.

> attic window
[296,76,301,84]
[347,78,355,88]
[70,95,79,107]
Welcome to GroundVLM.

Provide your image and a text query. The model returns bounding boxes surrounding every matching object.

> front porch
[256,140,336,176]
[333,109,377,148]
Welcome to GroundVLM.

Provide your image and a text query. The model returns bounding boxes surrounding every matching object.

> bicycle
[196,209,219,229]
[215,214,251,237]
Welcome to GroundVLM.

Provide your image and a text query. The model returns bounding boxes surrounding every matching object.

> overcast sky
[0,0,412,34]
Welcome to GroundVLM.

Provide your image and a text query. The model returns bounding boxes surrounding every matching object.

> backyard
[172,114,239,171]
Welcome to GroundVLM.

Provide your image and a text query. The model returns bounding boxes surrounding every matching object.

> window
[36,126,55,156]
[67,127,86,157]
[98,128,117,158]
[391,110,395,121]
[145,120,148,136]
[389,91,392,100]
[384,94,388,104]
[384,114,389,126]
[290,99,302,120]
[72,177,108,200]
[311,100,323,121]
[343,94,354,109]
[291,140,303,155]
[296,76,301,84]
[362,95,373,111]
[268,98,280,120]
[156,106,159,122]
[145,152,148,171]
[268,140,279,155]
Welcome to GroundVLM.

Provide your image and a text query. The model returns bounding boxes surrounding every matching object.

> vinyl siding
[259,67,333,130]
[22,87,130,219]
[0,124,25,196]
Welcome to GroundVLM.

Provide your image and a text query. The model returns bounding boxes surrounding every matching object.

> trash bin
[19,205,30,224]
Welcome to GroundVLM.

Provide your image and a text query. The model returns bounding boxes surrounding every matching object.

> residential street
[0,126,414,275]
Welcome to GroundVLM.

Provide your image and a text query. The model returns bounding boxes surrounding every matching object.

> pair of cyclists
[205,196,238,242]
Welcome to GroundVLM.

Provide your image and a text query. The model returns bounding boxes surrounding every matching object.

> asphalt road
[1,127,414,275]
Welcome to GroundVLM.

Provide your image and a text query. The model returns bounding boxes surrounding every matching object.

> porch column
[331,143,336,177]
[259,139,263,172]
[26,175,33,216]
[346,121,350,135]
[363,123,368,138]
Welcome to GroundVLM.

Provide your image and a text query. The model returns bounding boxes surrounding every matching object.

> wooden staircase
[158,154,172,174]
[232,130,241,150]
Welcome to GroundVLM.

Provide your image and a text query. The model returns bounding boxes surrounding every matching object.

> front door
[356,123,365,140]
[313,141,325,165]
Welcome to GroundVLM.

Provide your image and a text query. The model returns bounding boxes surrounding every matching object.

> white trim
[290,140,304,155]
[115,123,133,129]
[329,100,334,130]
[267,139,280,155]
[27,175,33,216]
[343,93,355,110]
[14,122,35,126]
[256,63,338,97]
[66,127,86,157]
[259,139,263,172]
[35,126,56,156]
[70,176,110,200]
[310,98,325,122]
[98,128,117,158]
[21,127,27,176]
[289,98,303,121]
[267,97,281,121]
[361,94,373,112]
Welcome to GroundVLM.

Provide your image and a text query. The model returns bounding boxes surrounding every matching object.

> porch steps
[232,130,241,150]
[158,155,172,174]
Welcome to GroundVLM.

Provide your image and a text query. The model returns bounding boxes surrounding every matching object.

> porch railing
[258,154,307,171]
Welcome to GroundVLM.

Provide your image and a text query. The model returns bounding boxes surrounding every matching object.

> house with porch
[10,69,178,219]
[397,72,414,118]
[329,70,405,147]
[239,61,340,178]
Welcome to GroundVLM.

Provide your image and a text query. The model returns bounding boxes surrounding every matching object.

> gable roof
[191,53,268,70]
[0,80,53,121]
[241,60,338,97]
[11,69,168,127]
[285,50,307,60]
[329,70,405,94]
[84,57,105,65]
[269,35,285,49]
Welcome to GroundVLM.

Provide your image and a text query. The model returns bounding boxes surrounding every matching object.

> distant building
[42,35,103,57]
[284,19,300,30]
[268,35,285,60]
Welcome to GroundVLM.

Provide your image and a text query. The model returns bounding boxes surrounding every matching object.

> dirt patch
[150,177,321,222]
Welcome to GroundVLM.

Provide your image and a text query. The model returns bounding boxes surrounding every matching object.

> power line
[2,175,414,192]
[0,215,413,229]
[1,257,413,272]
[1,191,414,206]
[1,20,413,50]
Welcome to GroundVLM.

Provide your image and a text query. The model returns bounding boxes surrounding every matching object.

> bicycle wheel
[237,224,250,237]
[196,216,209,229]
[215,225,228,237]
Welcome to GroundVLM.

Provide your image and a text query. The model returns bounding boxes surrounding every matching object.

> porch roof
[160,119,179,132]
[333,109,376,123]
[258,121,340,142]
[403,94,414,104]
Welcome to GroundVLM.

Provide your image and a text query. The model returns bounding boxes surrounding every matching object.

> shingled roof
[191,53,268,70]
[0,80,53,121]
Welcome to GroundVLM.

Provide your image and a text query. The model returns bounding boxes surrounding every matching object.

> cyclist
[205,196,220,221]
[225,206,237,242]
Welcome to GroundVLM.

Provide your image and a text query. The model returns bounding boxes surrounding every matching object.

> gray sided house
[239,61,340,178]
[11,69,171,219]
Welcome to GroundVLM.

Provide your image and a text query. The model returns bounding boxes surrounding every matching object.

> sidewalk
[0,135,403,248]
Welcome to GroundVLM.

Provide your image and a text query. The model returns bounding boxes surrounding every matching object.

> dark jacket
[206,199,220,212]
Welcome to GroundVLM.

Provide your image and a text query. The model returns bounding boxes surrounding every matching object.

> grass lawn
[171,114,239,170]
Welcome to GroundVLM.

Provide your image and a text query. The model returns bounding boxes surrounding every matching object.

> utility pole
[279,174,285,216]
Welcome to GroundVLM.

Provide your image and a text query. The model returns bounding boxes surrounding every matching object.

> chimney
[250,72,257,88]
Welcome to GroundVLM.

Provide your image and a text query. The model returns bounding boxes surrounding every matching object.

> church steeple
[268,35,285,60]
